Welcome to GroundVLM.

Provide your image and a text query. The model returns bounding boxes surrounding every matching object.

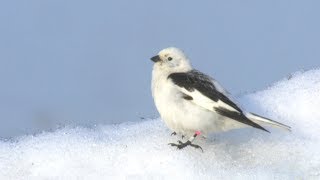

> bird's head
[150,47,192,73]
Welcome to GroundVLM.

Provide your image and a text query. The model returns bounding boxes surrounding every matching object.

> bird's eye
[168,57,173,61]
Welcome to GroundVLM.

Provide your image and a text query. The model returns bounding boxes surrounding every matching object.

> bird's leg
[168,131,203,152]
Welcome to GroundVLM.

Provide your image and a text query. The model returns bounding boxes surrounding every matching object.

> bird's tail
[245,112,291,132]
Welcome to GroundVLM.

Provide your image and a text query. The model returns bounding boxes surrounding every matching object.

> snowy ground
[0,69,320,179]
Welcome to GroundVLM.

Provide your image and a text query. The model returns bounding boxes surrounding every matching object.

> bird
[150,47,291,151]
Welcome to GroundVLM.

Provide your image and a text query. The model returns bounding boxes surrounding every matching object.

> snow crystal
[0,69,320,179]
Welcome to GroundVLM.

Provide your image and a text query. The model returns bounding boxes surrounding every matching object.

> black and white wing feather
[168,70,269,132]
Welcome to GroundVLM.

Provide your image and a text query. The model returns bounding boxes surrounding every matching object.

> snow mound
[1,69,320,179]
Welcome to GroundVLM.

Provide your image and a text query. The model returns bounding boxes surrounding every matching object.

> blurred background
[0,0,319,138]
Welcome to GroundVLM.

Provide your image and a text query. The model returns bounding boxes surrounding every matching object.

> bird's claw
[171,132,177,136]
[168,140,203,152]
[189,144,203,152]
[171,132,185,140]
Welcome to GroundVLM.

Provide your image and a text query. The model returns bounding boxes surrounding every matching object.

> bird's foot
[168,140,203,152]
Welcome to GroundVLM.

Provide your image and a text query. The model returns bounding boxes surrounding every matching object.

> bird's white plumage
[152,67,242,136]
[177,87,239,113]
[151,47,290,137]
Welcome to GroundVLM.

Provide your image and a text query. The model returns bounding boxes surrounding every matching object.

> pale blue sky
[0,0,319,137]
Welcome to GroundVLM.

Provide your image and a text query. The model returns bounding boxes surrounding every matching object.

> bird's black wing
[168,70,269,132]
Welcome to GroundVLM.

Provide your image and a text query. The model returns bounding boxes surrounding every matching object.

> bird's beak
[150,55,161,63]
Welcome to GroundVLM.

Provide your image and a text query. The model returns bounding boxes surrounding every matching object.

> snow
[1,69,320,179]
